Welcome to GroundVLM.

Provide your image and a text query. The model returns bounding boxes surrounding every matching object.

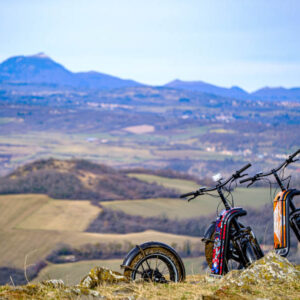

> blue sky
[0,0,299,91]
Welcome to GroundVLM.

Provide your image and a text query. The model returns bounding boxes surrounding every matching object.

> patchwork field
[101,187,271,219]
[0,194,201,269]
[0,131,157,175]
[0,122,257,177]
[34,256,207,286]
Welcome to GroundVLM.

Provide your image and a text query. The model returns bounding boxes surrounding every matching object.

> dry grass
[95,275,217,300]
[3,273,299,299]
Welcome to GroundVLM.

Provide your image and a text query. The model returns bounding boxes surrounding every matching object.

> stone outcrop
[80,266,128,289]
[220,251,300,287]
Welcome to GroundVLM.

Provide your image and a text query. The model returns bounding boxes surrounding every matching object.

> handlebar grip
[240,177,253,184]
[180,191,196,198]
[237,163,252,174]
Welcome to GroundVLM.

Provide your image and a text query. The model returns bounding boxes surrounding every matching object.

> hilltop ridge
[0,158,177,200]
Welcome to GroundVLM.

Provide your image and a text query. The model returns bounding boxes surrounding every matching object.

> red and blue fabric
[211,209,239,276]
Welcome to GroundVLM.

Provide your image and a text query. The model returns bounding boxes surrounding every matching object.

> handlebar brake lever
[239,173,248,179]
[247,181,255,188]
[187,196,196,202]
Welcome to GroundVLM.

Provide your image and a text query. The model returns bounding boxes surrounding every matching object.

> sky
[0,0,299,92]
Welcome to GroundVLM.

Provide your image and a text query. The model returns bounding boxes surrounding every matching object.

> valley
[0,54,299,287]
[1,159,298,285]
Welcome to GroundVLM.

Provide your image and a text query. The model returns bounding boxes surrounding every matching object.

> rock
[42,279,65,288]
[80,267,128,289]
[220,251,300,287]
[70,286,105,298]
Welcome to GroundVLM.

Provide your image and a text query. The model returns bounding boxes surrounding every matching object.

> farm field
[127,173,200,194]
[0,194,201,269]
[0,128,216,176]
[34,256,207,285]
[0,229,201,269]
[100,187,271,219]
[16,199,101,232]
[0,131,156,175]
[0,194,100,231]
[0,121,265,177]
[0,194,49,229]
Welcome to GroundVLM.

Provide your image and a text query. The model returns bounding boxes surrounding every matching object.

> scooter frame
[241,149,300,257]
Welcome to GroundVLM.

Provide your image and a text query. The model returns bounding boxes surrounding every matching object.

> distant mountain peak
[29,52,49,59]
[167,79,206,85]
[0,53,142,90]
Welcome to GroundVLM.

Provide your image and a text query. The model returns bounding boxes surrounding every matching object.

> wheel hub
[142,269,167,283]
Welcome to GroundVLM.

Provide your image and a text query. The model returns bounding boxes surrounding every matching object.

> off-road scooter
[121,164,263,282]
[240,149,300,257]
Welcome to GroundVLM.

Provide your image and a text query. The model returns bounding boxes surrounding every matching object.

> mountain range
[0,53,142,90]
[0,53,299,101]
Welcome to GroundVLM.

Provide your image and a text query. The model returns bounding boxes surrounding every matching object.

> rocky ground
[0,252,299,299]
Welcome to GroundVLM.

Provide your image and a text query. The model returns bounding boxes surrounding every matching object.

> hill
[253,86,300,101]
[0,53,142,90]
[165,79,300,102]
[0,158,177,200]
[165,79,249,99]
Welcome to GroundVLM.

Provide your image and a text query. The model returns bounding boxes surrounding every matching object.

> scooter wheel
[123,246,184,282]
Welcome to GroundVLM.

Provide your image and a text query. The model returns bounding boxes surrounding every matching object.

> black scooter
[240,149,300,257]
[121,164,263,281]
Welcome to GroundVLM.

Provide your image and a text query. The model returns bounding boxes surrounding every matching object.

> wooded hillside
[0,158,178,200]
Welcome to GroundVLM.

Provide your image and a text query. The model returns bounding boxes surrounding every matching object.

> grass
[1,275,218,299]
[127,173,200,193]
[34,257,207,286]
[101,188,271,219]
[3,271,299,299]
